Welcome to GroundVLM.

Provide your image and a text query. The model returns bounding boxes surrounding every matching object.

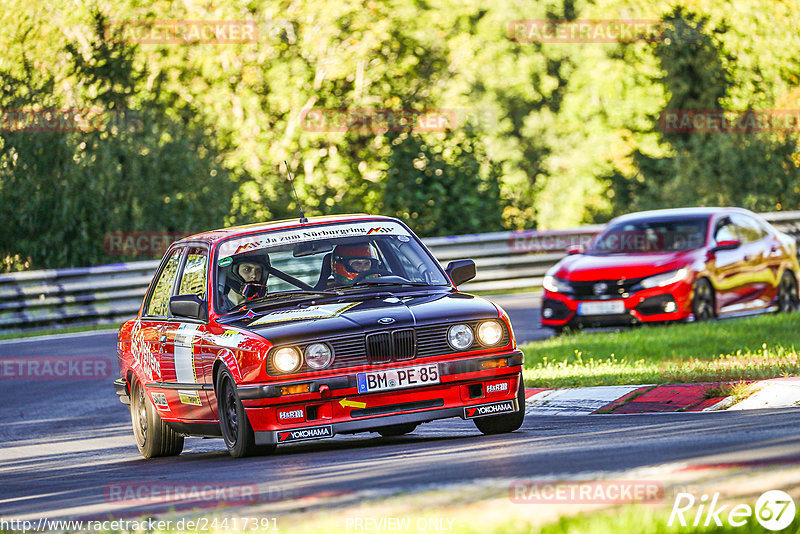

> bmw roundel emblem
[378,317,395,325]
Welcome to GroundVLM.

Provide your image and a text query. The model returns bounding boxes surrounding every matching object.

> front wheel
[130,378,184,458]
[473,374,526,435]
[692,278,716,321]
[217,366,275,458]
[777,271,799,313]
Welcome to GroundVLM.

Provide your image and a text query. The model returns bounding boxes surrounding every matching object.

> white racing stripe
[173,324,201,406]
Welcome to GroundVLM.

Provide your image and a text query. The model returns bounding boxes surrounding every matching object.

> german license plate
[357,364,440,394]
[577,300,625,315]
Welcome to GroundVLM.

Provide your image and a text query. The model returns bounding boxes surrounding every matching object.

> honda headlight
[640,268,689,289]
[543,275,572,293]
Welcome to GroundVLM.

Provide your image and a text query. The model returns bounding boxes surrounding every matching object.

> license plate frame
[356,364,440,394]
[577,300,626,315]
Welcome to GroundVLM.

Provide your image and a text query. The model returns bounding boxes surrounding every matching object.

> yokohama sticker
[277,425,334,443]
[464,400,516,419]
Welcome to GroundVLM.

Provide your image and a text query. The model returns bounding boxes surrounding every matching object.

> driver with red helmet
[331,243,381,285]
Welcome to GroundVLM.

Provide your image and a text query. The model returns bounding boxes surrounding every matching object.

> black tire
[777,271,800,313]
[692,278,716,321]
[130,379,184,458]
[376,423,418,437]
[473,374,526,435]
[217,366,275,458]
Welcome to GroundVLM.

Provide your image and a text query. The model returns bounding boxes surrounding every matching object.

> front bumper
[540,281,694,328]
[238,351,524,445]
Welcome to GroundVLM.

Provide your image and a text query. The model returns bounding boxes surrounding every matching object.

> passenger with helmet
[221,252,271,309]
[331,243,381,285]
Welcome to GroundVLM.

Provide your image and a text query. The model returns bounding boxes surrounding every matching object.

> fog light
[664,301,677,313]
[280,383,311,395]
[542,308,554,319]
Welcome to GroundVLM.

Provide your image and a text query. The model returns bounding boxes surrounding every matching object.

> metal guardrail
[1,212,799,333]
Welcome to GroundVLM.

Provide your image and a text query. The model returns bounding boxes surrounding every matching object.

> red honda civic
[541,207,800,332]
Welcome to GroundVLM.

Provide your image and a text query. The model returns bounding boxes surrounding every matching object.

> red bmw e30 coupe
[541,207,800,332]
[114,214,525,458]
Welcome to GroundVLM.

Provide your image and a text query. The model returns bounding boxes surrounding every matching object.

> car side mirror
[445,259,477,287]
[712,240,741,253]
[566,244,584,255]
[169,294,207,321]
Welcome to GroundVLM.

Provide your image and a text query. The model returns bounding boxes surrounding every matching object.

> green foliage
[1,0,798,270]
[609,7,800,215]
[381,129,506,236]
[0,13,235,268]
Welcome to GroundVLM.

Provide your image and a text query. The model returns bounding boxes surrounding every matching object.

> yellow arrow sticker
[339,398,367,409]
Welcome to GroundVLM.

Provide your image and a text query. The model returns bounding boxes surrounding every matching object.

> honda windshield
[586,217,708,255]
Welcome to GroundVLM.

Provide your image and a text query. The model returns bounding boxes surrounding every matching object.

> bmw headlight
[477,320,504,346]
[305,343,333,370]
[447,324,474,350]
[543,275,572,293]
[272,347,302,373]
[640,268,689,289]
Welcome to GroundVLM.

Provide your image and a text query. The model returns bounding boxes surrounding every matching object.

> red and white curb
[524,377,800,415]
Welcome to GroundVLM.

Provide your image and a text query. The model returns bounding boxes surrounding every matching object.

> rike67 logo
[669,490,796,531]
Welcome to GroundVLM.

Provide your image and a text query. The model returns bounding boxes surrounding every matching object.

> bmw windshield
[214,220,450,313]
[586,217,709,255]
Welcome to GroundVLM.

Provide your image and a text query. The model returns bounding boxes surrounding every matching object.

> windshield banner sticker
[249,302,360,326]
[218,222,411,259]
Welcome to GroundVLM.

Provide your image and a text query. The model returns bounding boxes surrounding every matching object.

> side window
[714,218,738,242]
[145,250,182,317]
[731,214,766,243]
[178,247,208,299]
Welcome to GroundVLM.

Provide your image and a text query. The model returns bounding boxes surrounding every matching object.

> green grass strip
[521,313,800,388]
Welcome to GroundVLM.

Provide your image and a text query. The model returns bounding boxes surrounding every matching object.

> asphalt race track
[2,293,800,520]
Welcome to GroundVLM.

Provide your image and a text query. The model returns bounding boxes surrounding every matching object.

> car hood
[554,252,693,281]
[221,290,500,345]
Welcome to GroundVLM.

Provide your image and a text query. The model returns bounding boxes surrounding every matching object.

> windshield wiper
[229,290,342,313]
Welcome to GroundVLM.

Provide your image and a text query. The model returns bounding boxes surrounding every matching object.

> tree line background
[1,0,799,271]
